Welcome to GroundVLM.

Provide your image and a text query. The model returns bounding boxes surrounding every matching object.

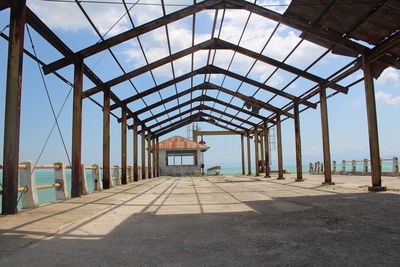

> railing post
[81,165,88,195]
[393,157,399,174]
[54,162,68,200]
[332,161,336,174]
[351,160,356,173]
[315,162,319,174]
[113,166,121,185]
[91,164,102,191]
[20,161,39,209]
[363,159,369,174]
[128,166,133,183]
[341,160,346,173]
[2,0,27,214]
[309,163,314,175]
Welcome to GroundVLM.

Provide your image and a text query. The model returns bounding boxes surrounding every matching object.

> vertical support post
[260,134,265,163]
[133,120,139,181]
[320,88,334,185]
[332,160,336,174]
[341,160,346,173]
[141,130,146,179]
[351,160,356,173]
[152,138,156,178]
[363,159,369,174]
[113,166,121,185]
[55,162,69,200]
[102,89,111,189]
[362,57,385,191]
[156,137,160,177]
[294,103,304,182]
[71,58,84,197]
[91,164,102,191]
[240,134,245,175]
[254,131,259,176]
[247,134,251,175]
[20,161,39,209]
[276,115,284,180]
[264,124,270,178]
[121,107,127,185]
[393,157,398,174]
[309,163,314,175]
[147,134,152,178]
[2,0,26,214]
[81,164,88,195]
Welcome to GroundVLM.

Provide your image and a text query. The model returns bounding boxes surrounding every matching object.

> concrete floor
[0,174,399,266]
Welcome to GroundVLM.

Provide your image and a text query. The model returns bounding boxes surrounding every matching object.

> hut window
[167,151,197,166]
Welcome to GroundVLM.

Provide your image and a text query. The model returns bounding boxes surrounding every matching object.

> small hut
[158,136,209,176]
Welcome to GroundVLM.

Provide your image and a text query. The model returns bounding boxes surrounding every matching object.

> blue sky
[0,0,399,170]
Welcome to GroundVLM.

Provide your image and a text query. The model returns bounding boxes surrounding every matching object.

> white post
[54,162,68,200]
[81,164,88,195]
[341,160,346,173]
[332,161,336,174]
[351,160,356,173]
[309,162,314,174]
[92,164,102,191]
[363,159,369,174]
[393,157,398,174]
[113,165,121,185]
[128,166,133,183]
[320,162,324,173]
[138,166,142,181]
[20,161,39,209]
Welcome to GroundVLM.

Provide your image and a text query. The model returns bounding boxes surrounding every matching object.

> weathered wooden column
[276,115,285,180]
[141,130,146,179]
[121,107,127,184]
[147,134,152,179]
[102,89,111,189]
[133,120,139,181]
[71,58,84,197]
[294,103,304,182]
[320,88,334,185]
[156,137,160,177]
[240,134,245,175]
[247,134,251,175]
[264,123,270,178]
[152,137,156,178]
[362,57,385,191]
[254,131,259,176]
[1,0,26,214]
[260,134,265,164]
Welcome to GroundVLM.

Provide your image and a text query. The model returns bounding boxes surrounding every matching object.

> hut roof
[158,136,209,151]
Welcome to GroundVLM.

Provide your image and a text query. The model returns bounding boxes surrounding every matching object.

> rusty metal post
[141,130,146,179]
[156,137,160,177]
[241,134,245,175]
[320,88,334,185]
[71,58,84,197]
[147,134,152,178]
[133,120,139,181]
[254,131,259,176]
[294,103,304,182]
[1,0,26,214]
[152,137,156,178]
[102,89,111,189]
[276,115,285,180]
[121,107,127,184]
[264,123,270,178]
[362,57,385,191]
[247,134,251,175]
[260,134,265,163]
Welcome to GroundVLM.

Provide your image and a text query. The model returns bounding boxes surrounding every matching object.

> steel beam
[254,131,259,176]
[121,107,127,184]
[241,134,245,175]
[320,88,333,185]
[141,131,146,179]
[276,115,285,179]
[133,120,139,181]
[247,134,251,175]
[264,124,270,178]
[294,103,304,182]
[102,89,111,189]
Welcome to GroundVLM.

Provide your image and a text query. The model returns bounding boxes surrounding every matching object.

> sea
[0,161,395,213]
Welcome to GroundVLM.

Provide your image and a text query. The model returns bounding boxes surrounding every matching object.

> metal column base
[277,177,285,180]
[295,179,305,182]
[368,186,387,192]
[321,181,335,185]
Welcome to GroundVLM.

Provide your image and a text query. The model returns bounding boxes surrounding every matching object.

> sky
[0,0,399,170]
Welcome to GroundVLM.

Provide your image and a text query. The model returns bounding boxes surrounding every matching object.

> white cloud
[375,91,400,106]
[376,68,400,85]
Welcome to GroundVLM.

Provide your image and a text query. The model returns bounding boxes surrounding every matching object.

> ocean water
[0,161,396,213]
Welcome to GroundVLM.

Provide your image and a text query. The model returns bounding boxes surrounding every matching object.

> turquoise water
[0,161,395,213]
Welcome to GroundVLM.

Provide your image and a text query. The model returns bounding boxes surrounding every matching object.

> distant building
[157,136,209,176]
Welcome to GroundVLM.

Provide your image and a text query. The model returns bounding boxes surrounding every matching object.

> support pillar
[133,120,139,181]
[320,88,334,185]
[102,89,111,189]
[276,115,285,180]
[247,134,251,175]
[141,130,146,179]
[240,134,245,175]
[2,0,26,214]
[362,57,386,191]
[254,131,259,176]
[121,107,127,184]
[264,124,270,178]
[156,137,160,177]
[71,59,84,197]
[152,137,156,178]
[147,134,152,179]
[294,103,304,182]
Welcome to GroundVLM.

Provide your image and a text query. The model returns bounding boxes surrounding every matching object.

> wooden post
[71,58,84,197]
[362,57,385,191]
[320,88,334,185]
[294,103,304,181]
[2,0,26,214]
[133,120,139,181]
[147,134,152,178]
[156,137,160,177]
[102,89,111,189]
[247,134,251,175]
[264,124,270,178]
[241,134,245,175]
[141,130,146,179]
[254,131,259,176]
[260,134,265,163]
[276,115,285,180]
[152,138,156,177]
[121,107,127,184]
